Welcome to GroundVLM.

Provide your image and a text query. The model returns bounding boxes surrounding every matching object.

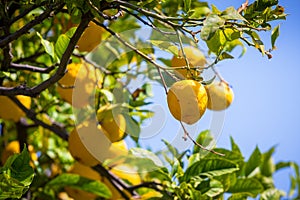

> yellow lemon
[57,61,100,108]
[77,21,103,52]
[0,93,31,122]
[97,105,126,142]
[68,122,101,167]
[68,120,128,166]
[167,80,207,124]
[205,81,234,111]
[171,46,206,79]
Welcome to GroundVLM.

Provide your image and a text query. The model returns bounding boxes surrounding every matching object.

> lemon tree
[0,0,298,200]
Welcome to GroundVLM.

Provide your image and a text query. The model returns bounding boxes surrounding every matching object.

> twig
[237,0,249,13]
[179,121,225,156]
[93,21,170,93]
[0,13,93,96]
[9,63,57,73]
[0,3,64,48]
[86,0,123,20]
[9,96,69,141]
[9,2,47,25]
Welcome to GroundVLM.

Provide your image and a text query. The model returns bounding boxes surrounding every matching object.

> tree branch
[9,63,57,73]
[0,3,64,48]
[0,13,93,96]
[8,96,69,141]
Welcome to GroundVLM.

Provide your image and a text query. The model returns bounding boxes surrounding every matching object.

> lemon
[0,93,31,122]
[77,21,103,52]
[68,120,128,166]
[205,81,234,111]
[167,80,207,124]
[171,46,206,79]
[97,105,126,143]
[57,61,100,108]
[68,121,101,166]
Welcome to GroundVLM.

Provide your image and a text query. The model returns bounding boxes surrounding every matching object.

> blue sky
[124,0,300,196]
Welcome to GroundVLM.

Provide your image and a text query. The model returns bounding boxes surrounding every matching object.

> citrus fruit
[57,61,101,108]
[171,46,206,79]
[167,80,208,124]
[205,81,234,111]
[77,21,103,52]
[68,120,128,166]
[97,105,126,143]
[0,84,31,122]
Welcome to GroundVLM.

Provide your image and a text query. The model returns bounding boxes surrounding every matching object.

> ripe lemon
[205,81,234,111]
[57,61,100,108]
[167,80,208,124]
[65,162,101,200]
[0,87,31,122]
[77,21,103,52]
[1,141,37,166]
[97,105,126,143]
[171,46,206,79]
[68,120,128,166]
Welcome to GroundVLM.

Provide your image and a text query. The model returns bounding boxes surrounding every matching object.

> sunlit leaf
[200,14,225,41]
[227,178,264,197]
[271,25,280,50]
[244,146,261,177]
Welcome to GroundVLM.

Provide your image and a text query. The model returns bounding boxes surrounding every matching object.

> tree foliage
[0,0,299,199]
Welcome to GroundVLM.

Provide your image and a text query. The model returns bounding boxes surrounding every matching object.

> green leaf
[260,145,276,177]
[149,40,179,56]
[227,178,264,197]
[123,114,141,142]
[222,7,247,21]
[45,173,112,199]
[0,147,34,199]
[129,148,164,168]
[55,34,70,60]
[244,146,261,177]
[204,179,224,197]
[200,14,225,41]
[189,7,211,18]
[230,136,242,156]
[181,158,239,182]
[271,25,280,50]
[183,0,191,12]
[193,130,214,153]
[260,188,286,200]
[37,32,55,59]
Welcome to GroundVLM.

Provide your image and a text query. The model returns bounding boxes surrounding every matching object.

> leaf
[227,178,264,197]
[260,188,286,200]
[37,32,55,59]
[244,146,261,177]
[260,145,276,177]
[181,158,239,182]
[45,173,112,199]
[183,0,191,12]
[129,147,164,168]
[0,147,34,199]
[271,25,280,50]
[200,14,225,41]
[55,34,70,60]
[204,179,224,197]
[148,40,179,56]
[193,130,214,153]
[123,114,141,142]
[221,7,247,21]
[230,136,242,156]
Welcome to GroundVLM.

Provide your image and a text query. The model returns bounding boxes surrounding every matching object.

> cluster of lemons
[168,46,234,125]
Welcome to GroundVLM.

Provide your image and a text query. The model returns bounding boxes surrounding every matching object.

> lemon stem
[179,121,225,156]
